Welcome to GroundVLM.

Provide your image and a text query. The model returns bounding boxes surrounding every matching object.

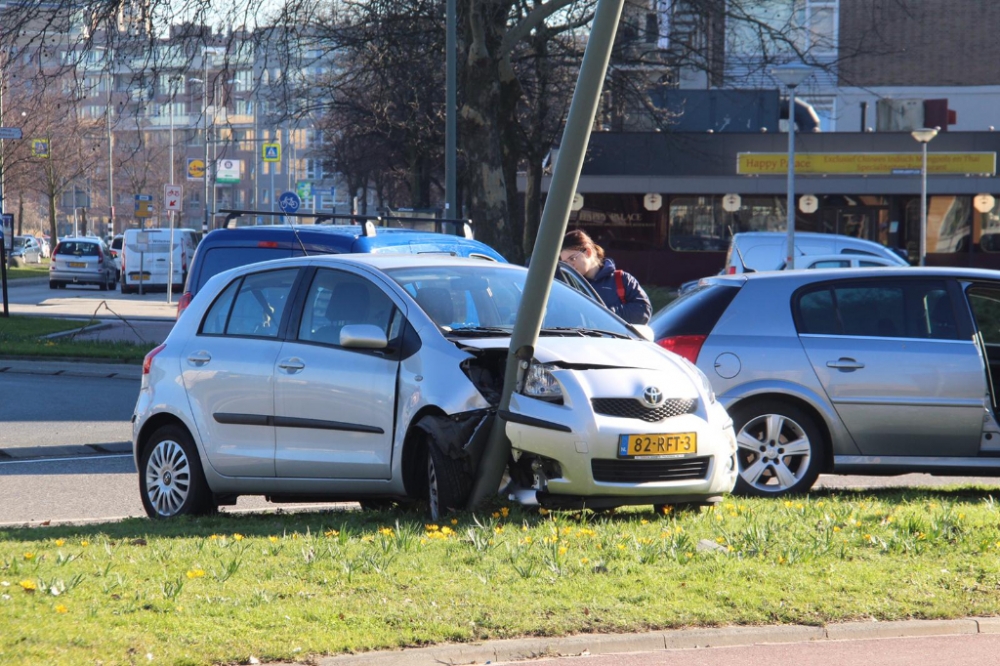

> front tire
[139,424,216,518]
[427,444,472,521]
[730,400,824,497]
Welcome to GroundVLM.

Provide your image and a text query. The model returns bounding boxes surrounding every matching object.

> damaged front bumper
[500,390,738,510]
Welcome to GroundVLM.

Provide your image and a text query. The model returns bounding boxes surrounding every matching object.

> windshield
[386,264,635,337]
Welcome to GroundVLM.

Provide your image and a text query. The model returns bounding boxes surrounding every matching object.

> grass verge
[0,315,152,363]
[3,262,49,280]
[3,487,1000,665]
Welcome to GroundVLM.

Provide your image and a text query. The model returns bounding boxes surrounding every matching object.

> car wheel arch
[726,393,834,474]
[136,413,198,464]
[400,406,449,500]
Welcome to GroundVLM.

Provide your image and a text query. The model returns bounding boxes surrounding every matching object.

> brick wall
[839,0,1000,86]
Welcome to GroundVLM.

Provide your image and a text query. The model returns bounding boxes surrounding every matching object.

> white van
[725,231,909,274]
[120,228,201,294]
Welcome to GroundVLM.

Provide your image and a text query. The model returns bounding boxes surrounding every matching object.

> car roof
[196,224,505,260]
[708,265,1000,287]
[302,252,519,271]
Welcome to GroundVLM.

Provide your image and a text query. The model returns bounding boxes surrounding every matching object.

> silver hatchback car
[133,255,737,519]
[49,237,117,290]
[651,267,1000,496]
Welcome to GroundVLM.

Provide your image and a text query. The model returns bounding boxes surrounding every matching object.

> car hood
[454,336,684,372]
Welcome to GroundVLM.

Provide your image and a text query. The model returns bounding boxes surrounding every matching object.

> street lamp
[911,127,939,267]
[196,46,225,234]
[771,63,815,269]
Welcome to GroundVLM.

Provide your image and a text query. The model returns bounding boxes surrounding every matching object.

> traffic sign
[263,143,281,162]
[1,214,12,251]
[31,138,49,158]
[279,191,301,214]
[135,194,154,218]
[0,127,22,140]
[164,184,183,212]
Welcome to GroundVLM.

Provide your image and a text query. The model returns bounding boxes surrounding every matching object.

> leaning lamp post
[911,127,938,266]
[771,63,815,269]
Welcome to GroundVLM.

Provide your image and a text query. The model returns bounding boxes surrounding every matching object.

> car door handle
[278,358,305,373]
[186,351,212,366]
[827,358,865,370]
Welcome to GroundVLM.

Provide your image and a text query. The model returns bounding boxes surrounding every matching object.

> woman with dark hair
[559,229,651,325]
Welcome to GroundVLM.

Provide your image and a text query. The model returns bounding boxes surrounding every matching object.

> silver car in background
[133,255,737,519]
[49,237,117,290]
[650,267,1000,496]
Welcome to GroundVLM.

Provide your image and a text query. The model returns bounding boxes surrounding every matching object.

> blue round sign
[278,191,301,214]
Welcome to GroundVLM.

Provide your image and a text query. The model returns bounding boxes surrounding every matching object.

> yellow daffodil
[186,569,205,579]
[55,604,68,613]
[19,580,36,591]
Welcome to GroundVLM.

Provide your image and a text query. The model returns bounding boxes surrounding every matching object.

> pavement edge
[313,618,994,666]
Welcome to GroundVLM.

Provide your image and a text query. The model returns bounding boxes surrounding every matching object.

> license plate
[129,273,151,281]
[69,262,86,268]
[618,433,697,458]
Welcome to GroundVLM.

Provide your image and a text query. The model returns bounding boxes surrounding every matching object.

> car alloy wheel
[140,425,215,518]
[731,401,823,497]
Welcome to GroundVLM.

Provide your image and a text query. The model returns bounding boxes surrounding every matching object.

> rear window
[195,246,294,292]
[649,283,740,339]
[56,242,100,256]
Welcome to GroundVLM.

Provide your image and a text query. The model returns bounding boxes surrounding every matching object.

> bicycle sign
[278,191,301,214]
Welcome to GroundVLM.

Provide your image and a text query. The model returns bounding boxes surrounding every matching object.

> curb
[313,618,999,665]
[0,442,133,462]
[40,321,113,339]
[1,276,48,288]
[0,358,142,380]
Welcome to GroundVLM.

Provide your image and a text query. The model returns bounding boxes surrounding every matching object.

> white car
[133,255,737,519]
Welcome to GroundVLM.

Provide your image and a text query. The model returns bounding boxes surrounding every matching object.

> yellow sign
[262,142,281,162]
[31,138,50,158]
[737,152,997,176]
[187,158,205,180]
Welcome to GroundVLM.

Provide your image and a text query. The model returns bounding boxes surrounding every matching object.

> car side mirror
[340,324,388,349]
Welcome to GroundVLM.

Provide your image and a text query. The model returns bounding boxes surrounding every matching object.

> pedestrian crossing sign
[263,143,281,162]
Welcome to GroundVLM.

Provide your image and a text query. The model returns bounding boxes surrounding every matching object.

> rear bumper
[50,269,106,283]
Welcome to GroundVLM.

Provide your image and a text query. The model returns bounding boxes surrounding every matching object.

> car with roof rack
[175,210,506,318]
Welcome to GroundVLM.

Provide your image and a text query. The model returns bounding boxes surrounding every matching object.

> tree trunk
[47,192,58,244]
[522,159,543,260]
[458,0,516,260]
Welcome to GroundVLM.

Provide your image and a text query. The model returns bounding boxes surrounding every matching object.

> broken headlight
[522,362,563,402]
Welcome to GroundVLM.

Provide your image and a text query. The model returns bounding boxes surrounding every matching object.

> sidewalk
[303,617,1000,665]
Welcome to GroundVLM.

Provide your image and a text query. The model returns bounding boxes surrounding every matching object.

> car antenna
[728,225,752,273]
[290,217,309,256]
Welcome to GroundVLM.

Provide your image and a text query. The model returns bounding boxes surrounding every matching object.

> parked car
[649,267,1000,497]
[10,235,43,265]
[725,231,908,274]
[36,236,51,258]
[108,234,124,278]
[777,254,904,270]
[120,228,201,294]
[134,255,737,519]
[49,237,117,290]
[175,224,506,318]
[679,232,910,293]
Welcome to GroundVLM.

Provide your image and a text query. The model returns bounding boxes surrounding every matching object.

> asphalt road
[5,277,177,319]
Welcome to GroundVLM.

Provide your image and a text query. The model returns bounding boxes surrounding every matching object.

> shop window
[668,195,786,252]
[566,193,665,251]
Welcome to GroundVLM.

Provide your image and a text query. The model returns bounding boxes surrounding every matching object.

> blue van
[176,222,506,317]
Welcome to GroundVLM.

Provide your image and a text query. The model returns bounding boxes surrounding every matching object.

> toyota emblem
[642,386,663,407]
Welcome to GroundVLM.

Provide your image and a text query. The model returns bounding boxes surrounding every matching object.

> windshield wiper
[540,327,631,339]
[445,325,512,337]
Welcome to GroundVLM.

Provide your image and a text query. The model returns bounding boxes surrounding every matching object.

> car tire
[730,400,824,497]
[427,444,472,521]
[99,277,108,291]
[49,281,58,290]
[120,282,133,294]
[139,424,217,519]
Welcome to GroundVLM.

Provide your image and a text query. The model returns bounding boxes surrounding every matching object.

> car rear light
[257,241,278,248]
[181,249,187,273]
[726,265,736,275]
[176,292,193,319]
[143,343,166,375]
[657,335,707,364]
[97,248,104,264]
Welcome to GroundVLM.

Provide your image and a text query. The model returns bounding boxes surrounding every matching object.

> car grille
[591,456,710,483]
[591,397,697,422]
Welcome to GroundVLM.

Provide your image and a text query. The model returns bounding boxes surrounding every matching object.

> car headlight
[522,362,563,401]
